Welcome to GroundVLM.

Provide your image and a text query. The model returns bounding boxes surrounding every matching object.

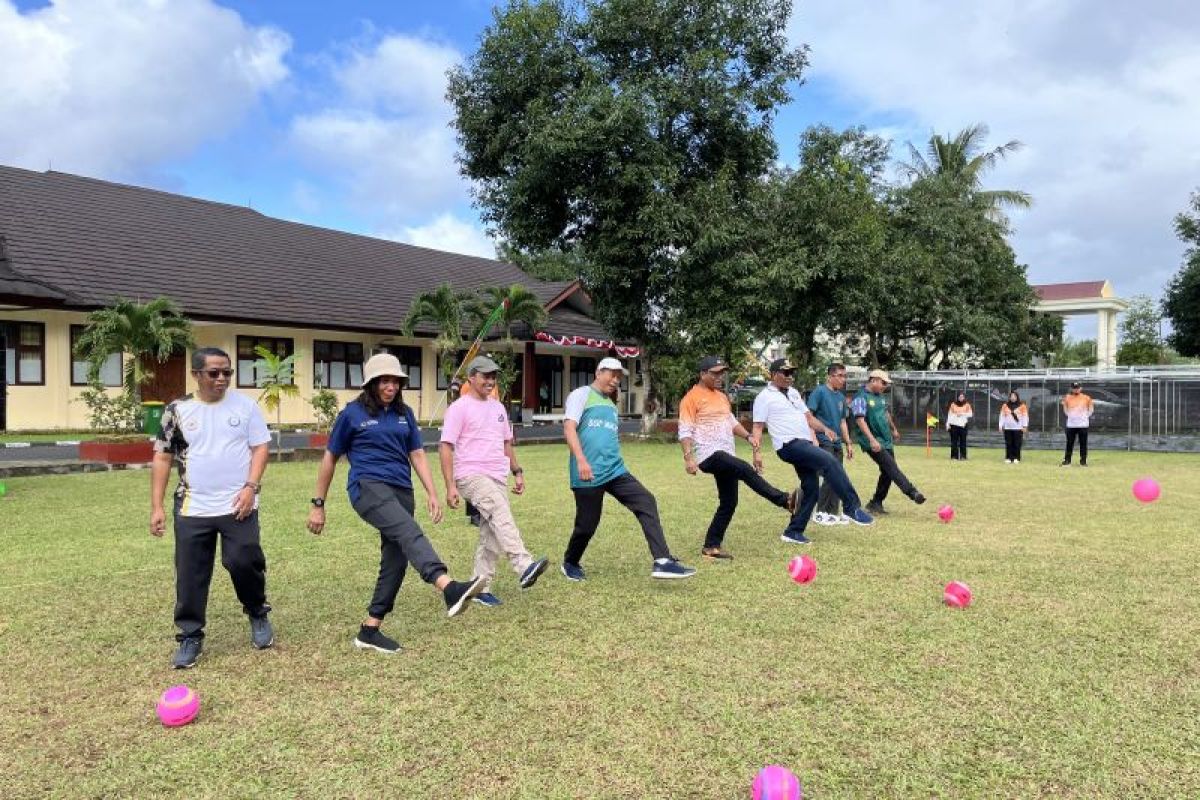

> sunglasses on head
[198,368,234,379]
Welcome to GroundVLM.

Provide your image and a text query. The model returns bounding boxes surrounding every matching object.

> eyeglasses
[198,368,234,379]
[778,369,795,377]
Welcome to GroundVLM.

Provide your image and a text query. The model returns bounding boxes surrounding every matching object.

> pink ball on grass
[787,555,817,585]
[943,581,972,608]
[156,685,199,727]
[938,504,955,523]
[752,764,802,799]
[1132,478,1161,504]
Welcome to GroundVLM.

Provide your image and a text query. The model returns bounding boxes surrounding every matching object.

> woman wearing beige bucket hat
[307,353,484,654]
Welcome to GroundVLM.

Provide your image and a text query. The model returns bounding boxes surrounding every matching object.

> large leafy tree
[1163,191,1200,357]
[1117,294,1165,365]
[402,282,474,397]
[902,123,1032,216]
[448,0,807,430]
[73,297,195,405]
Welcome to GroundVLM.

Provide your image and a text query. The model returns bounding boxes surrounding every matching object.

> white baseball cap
[596,357,629,374]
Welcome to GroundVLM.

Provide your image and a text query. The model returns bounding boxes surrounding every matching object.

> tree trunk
[639,348,660,435]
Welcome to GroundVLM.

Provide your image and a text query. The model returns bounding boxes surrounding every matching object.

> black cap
[1070,381,1082,388]
[698,356,727,372]
[769,358,796,374]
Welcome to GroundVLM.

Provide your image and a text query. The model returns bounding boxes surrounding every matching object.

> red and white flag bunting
[534,331,640,358]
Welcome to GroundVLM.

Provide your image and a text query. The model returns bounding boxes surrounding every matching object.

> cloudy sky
[3,0,1197,336]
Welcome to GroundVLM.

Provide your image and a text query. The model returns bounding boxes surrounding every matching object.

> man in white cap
[440,355,549,607]
[851,369,926,515]
[560,357,696,581]
[307,352,484,655]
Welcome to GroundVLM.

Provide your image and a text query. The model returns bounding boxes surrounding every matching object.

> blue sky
[4,1,1199,339]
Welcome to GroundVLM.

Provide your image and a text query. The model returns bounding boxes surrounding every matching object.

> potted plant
[76,381,155,463]
[73,297,194,464]
[309,383,339,448]
[253,345,301,459]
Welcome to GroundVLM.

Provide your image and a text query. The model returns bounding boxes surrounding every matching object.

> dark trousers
[352,480,449,620]
[776,439,862,536]
[1064,427,1089,464]
[865,446,916,505]
[816,442,846,515]
[538,398,551,413]
[565,473,671,564]
[1003,429,1024,461]
[949,425,968,460]
[698,450,790,548]
[173,506,269,641]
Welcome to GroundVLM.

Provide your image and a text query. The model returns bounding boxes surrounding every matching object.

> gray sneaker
[172,637,202,669]
[249,615,274,650]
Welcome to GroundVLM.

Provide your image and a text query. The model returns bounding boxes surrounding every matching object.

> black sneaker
[354,625,401,654]
[249,614,274,650]
[651,558,697,579]
[1060,460,1071,467]
[910,491,927,505]
[865,501,887,515]
[444,576,485,618]
[172,637,202,669]
[561,561,586,582]
[520,557,549,589]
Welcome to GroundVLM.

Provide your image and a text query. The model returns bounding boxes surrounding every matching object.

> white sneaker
[1004,459,1012,464]
[815,512,838,526]
[836,514,852,525]
[1014,459,1020,464]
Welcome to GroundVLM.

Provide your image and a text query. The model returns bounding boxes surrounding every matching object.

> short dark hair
[827,362,846,375]
[192,347,230,371]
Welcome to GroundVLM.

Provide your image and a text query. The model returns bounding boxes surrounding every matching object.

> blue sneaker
[780,531,811,545]
[561,561,586,582]
[473,592,502,607]
[849,507,875,526]
[520,556,549,589]
[651,558,697,579]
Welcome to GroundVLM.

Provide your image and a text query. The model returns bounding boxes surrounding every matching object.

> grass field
[1,442,1197,798]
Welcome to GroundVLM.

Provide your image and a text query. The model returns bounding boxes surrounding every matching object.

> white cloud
[385,213,497,259]
[790,1,1200,303]
[0,0,290,179]
[288,33,467,224]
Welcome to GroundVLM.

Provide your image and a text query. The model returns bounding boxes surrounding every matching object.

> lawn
[0,442,1197,798]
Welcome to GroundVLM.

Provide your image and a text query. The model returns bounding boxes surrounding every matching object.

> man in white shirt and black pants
[751,359,874,545]
[151,347,274,669]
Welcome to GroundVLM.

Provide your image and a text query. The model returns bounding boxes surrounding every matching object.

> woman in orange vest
[946,392,973,460]
[998,390,1029,463]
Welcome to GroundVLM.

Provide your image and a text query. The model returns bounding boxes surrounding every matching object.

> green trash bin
[142,401,165,436]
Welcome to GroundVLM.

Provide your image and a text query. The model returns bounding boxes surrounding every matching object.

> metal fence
[878,366,1200,453]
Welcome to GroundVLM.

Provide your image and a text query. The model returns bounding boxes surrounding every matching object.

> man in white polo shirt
[150,346,273,669]
[751,358,873,544]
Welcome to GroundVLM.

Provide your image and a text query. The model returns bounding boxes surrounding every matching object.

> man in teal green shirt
[850,369,925,514]
[561,358,695,581]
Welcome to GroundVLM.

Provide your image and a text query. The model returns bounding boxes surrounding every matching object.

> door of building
[140,351,188,403]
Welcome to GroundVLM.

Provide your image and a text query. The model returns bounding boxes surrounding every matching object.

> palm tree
[252,345,301,457]
[73,297,195,405]
[903,123,1032,211]
[402,282,474,397]
[466,284,550,401]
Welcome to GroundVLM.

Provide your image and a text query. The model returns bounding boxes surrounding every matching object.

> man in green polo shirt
[851,369,925,515]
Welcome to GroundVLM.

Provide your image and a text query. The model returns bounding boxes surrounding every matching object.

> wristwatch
[310,497,325,508]
[511,467,524,476]
[243,481,261,494]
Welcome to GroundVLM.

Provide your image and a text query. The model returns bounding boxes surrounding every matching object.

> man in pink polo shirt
[439,355,549,606]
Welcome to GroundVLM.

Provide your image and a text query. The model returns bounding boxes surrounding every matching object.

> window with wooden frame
[237,336,294,388]
[1,322,46,385]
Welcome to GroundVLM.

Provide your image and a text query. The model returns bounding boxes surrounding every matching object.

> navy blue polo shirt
[327,400,423,504]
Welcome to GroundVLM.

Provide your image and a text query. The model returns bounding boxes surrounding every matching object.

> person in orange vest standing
[1060,381,1095,466]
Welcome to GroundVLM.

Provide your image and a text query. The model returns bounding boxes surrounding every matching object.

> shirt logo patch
[497,414,506,423]
[184,419,200,431]
[868,400,876,407]
[359,419,379,428]
[228,416,241,427]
